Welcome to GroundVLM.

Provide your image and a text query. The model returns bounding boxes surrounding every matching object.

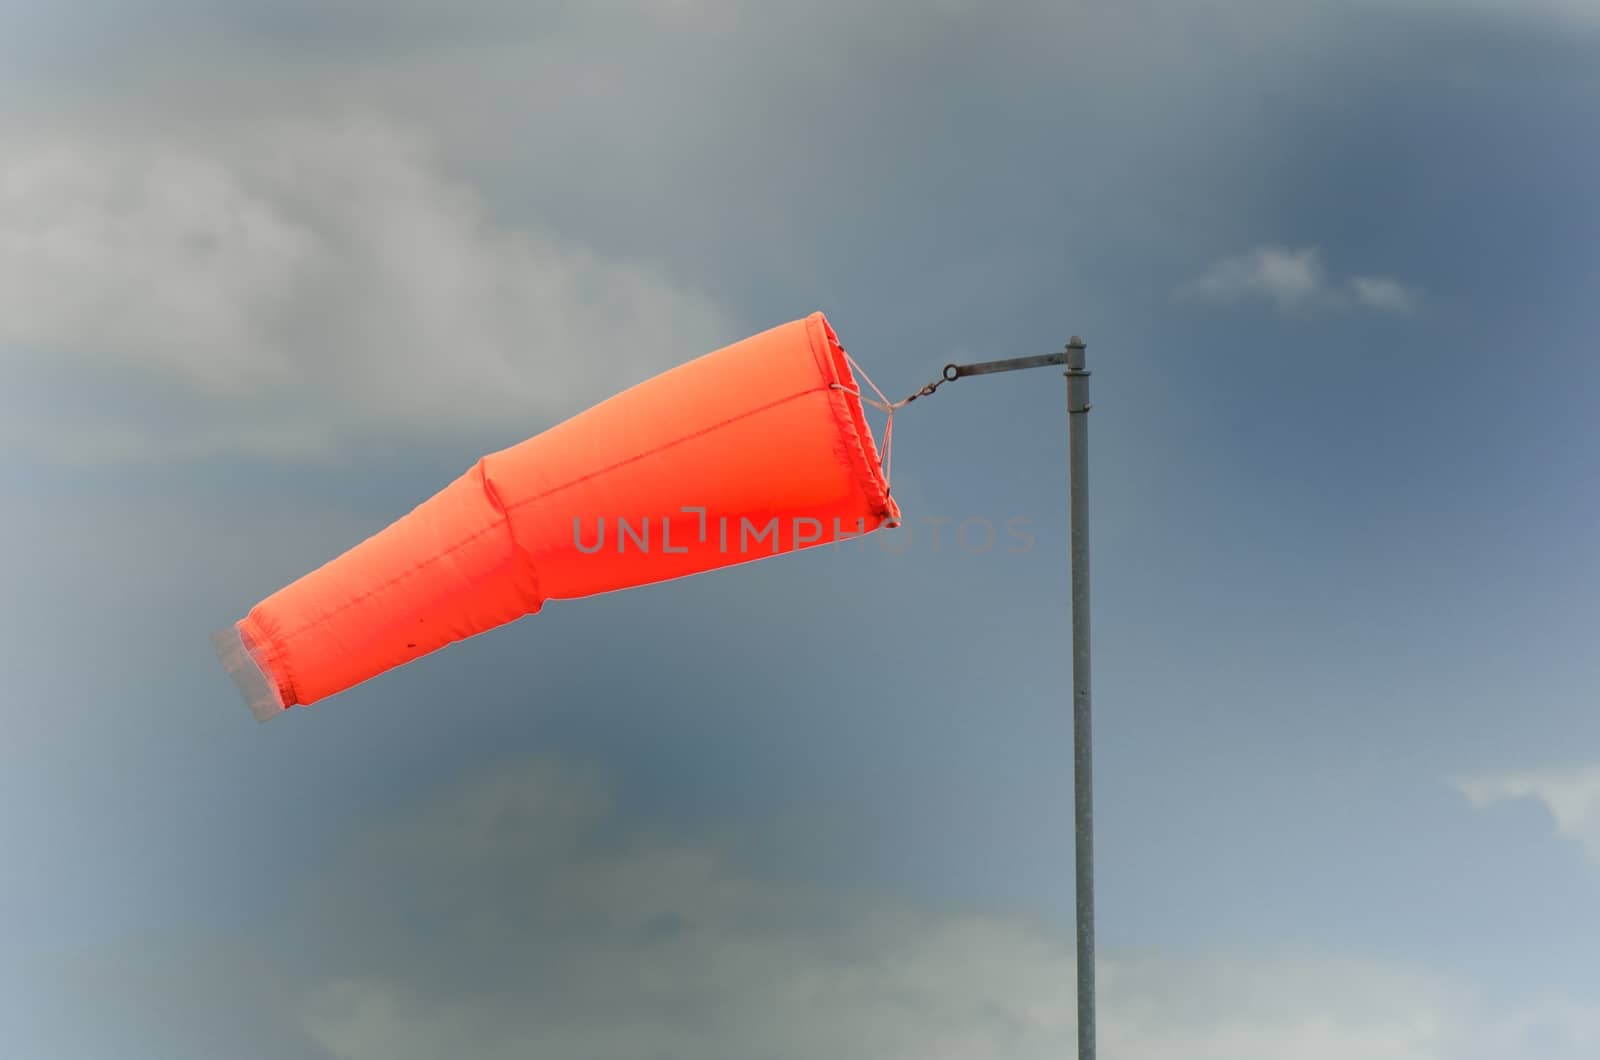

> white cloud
[1185,245,1328,312]
[1351,274,1419,312]
[17,757,1597,1060]
[0,112,736,465]
[289,760,1600,1060]
[1456,764,1600,865]
[1180,244,1419,315]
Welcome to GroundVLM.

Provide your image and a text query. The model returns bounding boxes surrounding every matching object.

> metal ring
[942,363,959,381]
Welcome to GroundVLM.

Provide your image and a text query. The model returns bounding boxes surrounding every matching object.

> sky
[3,0,1600,1056]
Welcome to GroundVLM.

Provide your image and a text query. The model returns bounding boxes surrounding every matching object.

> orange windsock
[214,312,900,719]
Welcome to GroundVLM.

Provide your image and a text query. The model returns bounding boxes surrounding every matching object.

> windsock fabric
[213,312,900,719]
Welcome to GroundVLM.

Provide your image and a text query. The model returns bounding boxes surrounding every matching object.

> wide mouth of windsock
[810,312,901,527]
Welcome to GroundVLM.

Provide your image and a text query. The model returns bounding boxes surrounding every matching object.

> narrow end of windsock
[211,623,288,723]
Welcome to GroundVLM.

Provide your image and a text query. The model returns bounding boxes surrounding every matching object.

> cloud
[1180,245,1419,315]
[11,0,1518,475]
[12,757,1600,1060]
[1456,764,1600,865]
[0,112,735,466]
[1185,245,1327,312]
[1351,274,1419,312]
[0,1,1367,365]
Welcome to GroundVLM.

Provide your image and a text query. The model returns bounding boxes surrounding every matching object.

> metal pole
[1065,336,1094,1060]
[923,339,1095,1056]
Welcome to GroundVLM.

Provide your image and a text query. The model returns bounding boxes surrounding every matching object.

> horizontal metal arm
[943,351,1069,380]
[893,340,1083,408]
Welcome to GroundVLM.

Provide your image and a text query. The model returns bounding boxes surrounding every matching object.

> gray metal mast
[1066,337,1093,1060]
[933,336,1095,1059]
